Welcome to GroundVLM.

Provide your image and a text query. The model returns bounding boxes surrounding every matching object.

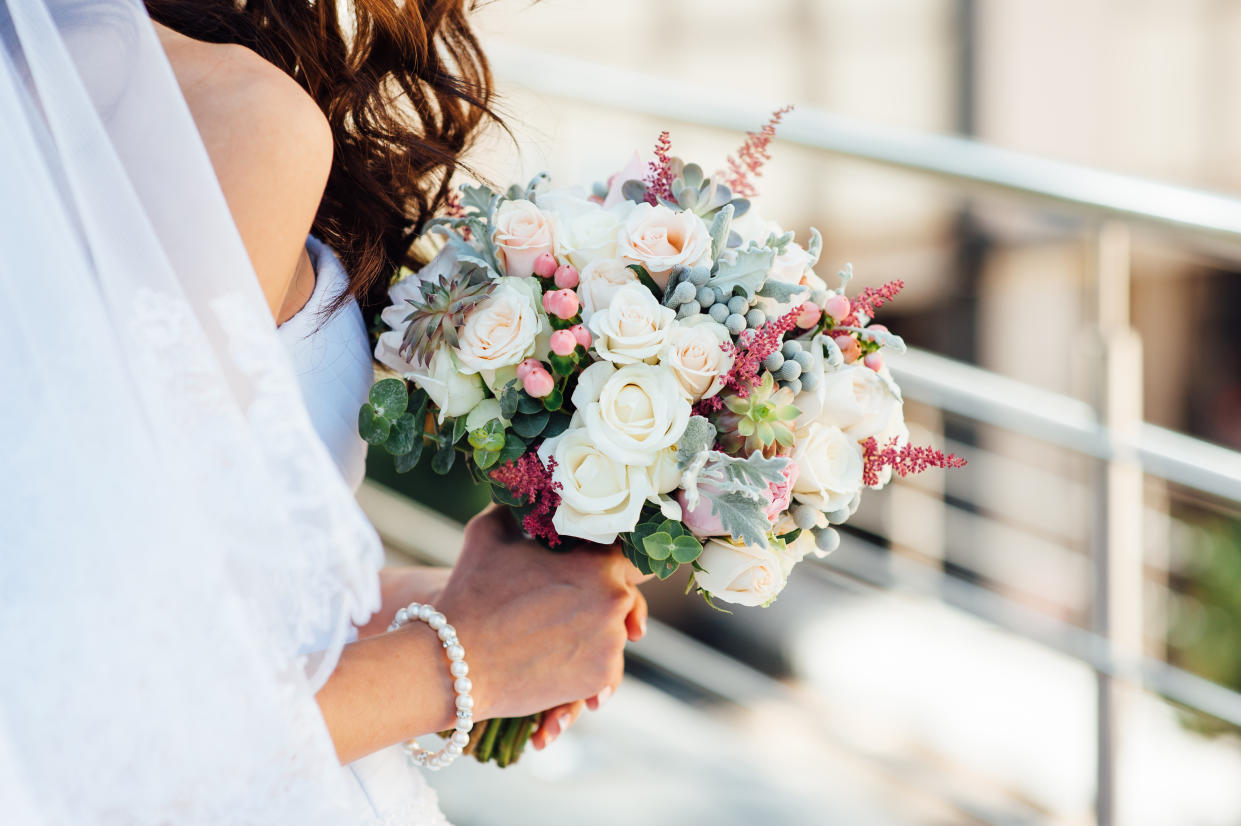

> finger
[625,589,648,642]
[622,558,656,586]
[585,684,615,712]
[531,700,585,749]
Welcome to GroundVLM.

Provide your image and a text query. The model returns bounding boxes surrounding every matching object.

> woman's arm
[316,508,647,764]
[355,566,451,640]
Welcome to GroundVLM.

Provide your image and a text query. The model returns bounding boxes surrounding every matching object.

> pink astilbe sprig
[697,305,804,415]
[721,105,794,199]
[838,279,904,327]
[490,453,563,547]
[441,187,467,218]
[642,130,675,205]
[860,436,967,487]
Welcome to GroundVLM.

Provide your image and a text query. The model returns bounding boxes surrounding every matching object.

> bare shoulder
[156,22,332,322]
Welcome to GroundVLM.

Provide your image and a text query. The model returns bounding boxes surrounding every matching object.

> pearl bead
[437,625,456,642]
[446,644,465,661]
[456,694,474,710]
[427,612,446,630]
[454,718,473,733]
[454,677,472,694]
[450,661,469,678]
[395,608,409,624]
[451,730,471,747]
[417,604,434,621]
[446,743,464,756]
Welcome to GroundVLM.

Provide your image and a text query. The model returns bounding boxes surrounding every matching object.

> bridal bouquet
[362,110,964,765]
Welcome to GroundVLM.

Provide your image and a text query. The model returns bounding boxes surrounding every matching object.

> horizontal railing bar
[357,482,1241,730]
[490,46,1241,250]
[819,537,1241,730]
[890,348,1241,502]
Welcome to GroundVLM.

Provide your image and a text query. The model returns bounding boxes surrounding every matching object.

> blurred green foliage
[365,447,490,525]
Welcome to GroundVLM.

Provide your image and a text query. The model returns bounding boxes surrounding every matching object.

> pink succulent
[522,366,555,398]
[549,329,578,357]
[553,264,580,289]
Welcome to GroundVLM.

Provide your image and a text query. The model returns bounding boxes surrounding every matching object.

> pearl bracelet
[387,601,473,770]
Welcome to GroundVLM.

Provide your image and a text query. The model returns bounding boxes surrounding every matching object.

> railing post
[1089,222,1144,826]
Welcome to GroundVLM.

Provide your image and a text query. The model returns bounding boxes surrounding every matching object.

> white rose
[773,528,817,577]
[573,361,691,467]
[808,364,903,442]
[694,538,788,607]
[539,427,652,544]
[617,202,712,285]
[455,278,545,374]
[659,317,734,400]
[537,189,632,270]
[492,199,555,278]
[374,338,484,423]
[576,258,640,324]
[588,284,676,365]
[756,241,829,317]
[792,422,864,511]
[646,443,682,495]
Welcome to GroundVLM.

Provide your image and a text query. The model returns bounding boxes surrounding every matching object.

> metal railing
[397,46,1241,826]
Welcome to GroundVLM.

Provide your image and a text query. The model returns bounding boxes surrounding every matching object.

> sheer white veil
[0,0,384,821]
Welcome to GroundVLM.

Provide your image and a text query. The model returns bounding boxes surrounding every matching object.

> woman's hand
[437,506,648,724]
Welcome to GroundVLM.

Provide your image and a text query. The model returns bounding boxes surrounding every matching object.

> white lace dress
[279,236,453,826]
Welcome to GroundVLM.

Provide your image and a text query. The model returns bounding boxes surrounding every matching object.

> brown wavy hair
[144,0,498,315]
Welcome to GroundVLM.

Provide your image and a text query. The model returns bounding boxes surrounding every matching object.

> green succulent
[716,372,799,457]
[399,262,494,367]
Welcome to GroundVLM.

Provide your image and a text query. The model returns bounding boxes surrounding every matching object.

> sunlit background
[363,2,1241,824]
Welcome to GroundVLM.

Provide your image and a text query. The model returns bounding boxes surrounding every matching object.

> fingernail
[544,728,560,746]
[596,685,613,708]
[557,711,572,731]
[639,616,647,638]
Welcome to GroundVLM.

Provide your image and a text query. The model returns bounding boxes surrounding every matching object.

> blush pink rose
[677,483,728,537]
[764,461,799,523]
[603,152,652,209]
[492,199,555,278]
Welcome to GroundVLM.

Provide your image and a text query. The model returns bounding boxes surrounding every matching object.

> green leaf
[409,388,430,428]
[496,433,528,466]
[651,556,679,580]
[431,438,456,475]
[676,416,717,470]
[626,264,664,300]
[805,227,823,268]
[708,244,775,300]
[737,418,755,437]
[710,491,772,547]
[657,519,686,539]
[642,531,674,561]
[548,354,575,377]
[474,447,501,469]
[517,394,543,415]
[757,279,804,302]
[490,481,523,507]
[394,438,423,472]
[460,183,498,216]
[512,410,550,440]
[452,415,469,445]
[542,387,563,411]
[384,413,418,455]
[708,203,734,261]
[369,378,408,419]
[500,381,521,420]
[358,403,392,445]
[670,534,703,564]
[542,412,571,439]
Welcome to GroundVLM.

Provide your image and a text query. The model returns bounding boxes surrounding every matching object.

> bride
[0,0,647,823]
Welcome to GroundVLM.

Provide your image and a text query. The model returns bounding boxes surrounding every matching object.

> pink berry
[794,303,822,329]
[825,294,851,323]
[868,324,888,335]
[516,358,542,381]
[533,253,558,279]
[522,367,555,398]
[570,323,591,349]
[545,288,580,320]
[553,264,580,289]
[833,334,861,363]
[550,329,577,356]
[864,352,884,372]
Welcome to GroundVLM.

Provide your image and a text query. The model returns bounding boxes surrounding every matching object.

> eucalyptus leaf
[670,534,703,564]
[474,447,501,469]
[384,413,418,456]
[496,433,527,466]
[651,557,679,580]
[626,264,664,300]
[499,382,520,420]
[511,411,549,439]
[368,378,408,419]
[394,439,423,472]
[643,531,674,561]
[542,412,571,439]
[452,415,469,445]
[516,395,543,415]
[358,404,392,445]
[431,439,456,475]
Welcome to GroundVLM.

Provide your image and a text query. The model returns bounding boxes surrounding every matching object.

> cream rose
[694,538,788,607]
[756,241,829,316]
[374,338,484,423]
[537,190,630,270]
[576,258,640,324]
[492,198,555,278]
[659,317,734,400]
[807,364,904,443]
[454,278,544,374]
[572,361,691,467]
[538,427,652,544]
[588,284,676,365]
[617,203,712,285]
[773,528,818,577]
[791,422,864,512]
